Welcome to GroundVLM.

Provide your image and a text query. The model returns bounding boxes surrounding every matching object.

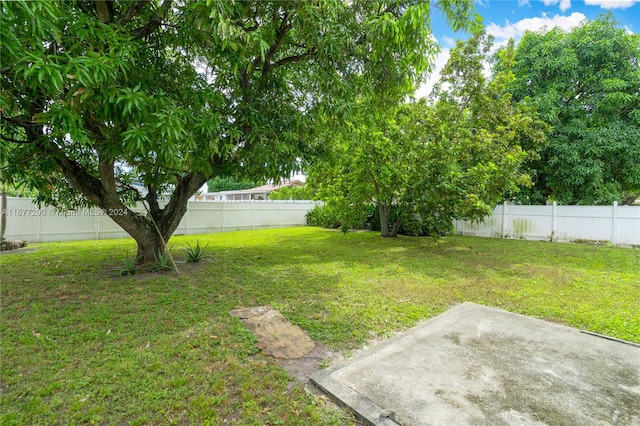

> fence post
[501,201,507,238]
[95,211,100,240]
[221,202,226,232]
[277,201,282,228]
[551,202,557,242]
[251,201,255,230]
[36,203,42,242]
[612,201,618,246]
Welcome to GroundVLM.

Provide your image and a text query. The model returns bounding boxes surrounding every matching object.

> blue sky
[416,0,640,96]
[435,0,639,45]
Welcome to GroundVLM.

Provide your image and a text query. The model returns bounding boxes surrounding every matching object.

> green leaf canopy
[497,15,640,205]
[310,33,548,237]
[0,0,478,261]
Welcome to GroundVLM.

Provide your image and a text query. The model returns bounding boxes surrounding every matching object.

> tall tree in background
[310,33,548,237]
[498,16,640,205]
[310,103,417,236]
[206,177,260,193]
[1,0,478,263]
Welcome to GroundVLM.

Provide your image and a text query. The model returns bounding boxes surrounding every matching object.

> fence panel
[3,198,317,243]
[617,206,640,246]
[5,198,638,247]
[455,202,640,247]
[504,205,553,241]
[555,205,612,243]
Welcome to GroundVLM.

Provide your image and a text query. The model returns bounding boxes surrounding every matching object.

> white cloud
[416,11,588,98]
[542,0,572,11]
[518,0,531,6]
[584,0,640,9]
[416,11,588,99]
[441,35,456,47]
[486,11,587,40]
[415,48,451,98]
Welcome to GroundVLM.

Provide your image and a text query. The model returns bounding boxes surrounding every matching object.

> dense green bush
[305,204,343,229]
[268,185,315,200]
[207,177,260,192]
[400,212,454,237]
[307,202,453,237]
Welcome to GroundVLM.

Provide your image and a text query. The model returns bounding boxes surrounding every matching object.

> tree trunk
[54,149,207,266]
[378,202,399,237]
[133,227,165,265]
[391,215,403,237]
[1,191,6,242]
[621,194,638,206]
[105,176,203,265]
[101,208,167,265]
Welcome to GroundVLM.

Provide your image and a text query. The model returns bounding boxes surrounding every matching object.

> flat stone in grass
[0,240,27,251]
[230,305,315,359]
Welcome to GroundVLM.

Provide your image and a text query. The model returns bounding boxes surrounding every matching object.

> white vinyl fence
[4,198,639,247]
[454,202,640,247]
[2,197,317,243]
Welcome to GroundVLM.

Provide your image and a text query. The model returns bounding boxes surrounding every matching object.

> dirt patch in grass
[279,342,336,384]
[104,257,212,279]
[0,247,36,255]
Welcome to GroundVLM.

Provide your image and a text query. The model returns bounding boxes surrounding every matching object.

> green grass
[2,227,639,425]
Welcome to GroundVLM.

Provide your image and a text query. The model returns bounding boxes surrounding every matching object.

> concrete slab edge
[311,303,476,426]
[310,302,640,425]
[312,367,400,426]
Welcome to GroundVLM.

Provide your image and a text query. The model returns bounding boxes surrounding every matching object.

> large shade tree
[310,33,548,237]
[497,15,640,205]
[1,0,478,263]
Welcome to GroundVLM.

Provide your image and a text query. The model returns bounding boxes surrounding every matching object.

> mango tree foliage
[0,0,478,263]
[206,177,260,193]
[268,185,315,201]
[310,106,417,236]
[498,16,640,205]
[310,33,548,237]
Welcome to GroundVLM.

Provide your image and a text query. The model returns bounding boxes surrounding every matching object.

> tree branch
[1,114,35,128]
[262,10,292,73]
[157,171,207,237]
[273,49,317,68]
[83,114,121,204]
[0,134,32,144]
[118,0,150,25]
[145,185,161,217]
[116,181,143,199]
[95,0,112,24]
[52,151,107,207]
[1,113,43,142]
[98,157,116,195]
[132,0,173,40]
[50,146,153,240]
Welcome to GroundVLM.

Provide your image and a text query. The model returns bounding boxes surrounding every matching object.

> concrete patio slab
[311,302,640,426]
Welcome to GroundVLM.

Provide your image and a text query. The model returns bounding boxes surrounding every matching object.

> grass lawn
[1,227,639,425]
